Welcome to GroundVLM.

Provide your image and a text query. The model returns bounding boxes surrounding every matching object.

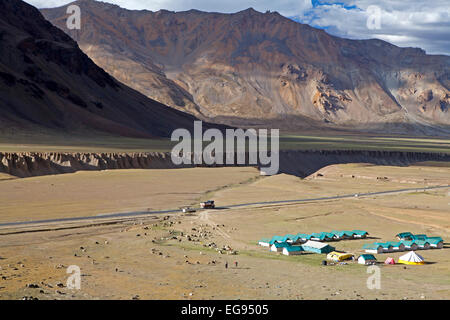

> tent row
[258,230,369,247]
[269,240,335,256]
[396,232,443,242]
[363,239,443,254]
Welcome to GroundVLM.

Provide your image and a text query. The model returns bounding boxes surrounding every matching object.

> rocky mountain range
[0,0,207,139]
[41,0,450,134]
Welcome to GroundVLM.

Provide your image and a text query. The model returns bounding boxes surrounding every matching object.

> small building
[358,254,377,265]
[327,251,354,262]
[396,232,413,241]
[270,242,290,252]
[414,240,430,250]
[401,241,419,251]
[352,230,369,239]
[258,238,271,247]
[363,244,384,254]
[282,246,304,256]
[427,238,444,249]
[302,240,335,254]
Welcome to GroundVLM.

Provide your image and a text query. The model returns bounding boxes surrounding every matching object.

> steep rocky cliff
[1,151,448,178]
[0,0,206,138]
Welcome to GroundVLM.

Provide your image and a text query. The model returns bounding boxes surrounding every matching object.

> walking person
[235,261,238,268]
[225,262,228,269]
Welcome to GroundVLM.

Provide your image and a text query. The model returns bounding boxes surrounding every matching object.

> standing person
[225,262,228,269]
[235,261,238,268]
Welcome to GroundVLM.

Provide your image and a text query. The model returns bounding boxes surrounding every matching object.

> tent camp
[398,251,425,265]
[302,240,335,254]
[358,254,377,265]
[385,257,395,265]
[282,246,304,256]
[327,251,354,262]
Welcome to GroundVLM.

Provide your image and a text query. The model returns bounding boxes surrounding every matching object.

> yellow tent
[327,251,354,262]
[398,251,425,265]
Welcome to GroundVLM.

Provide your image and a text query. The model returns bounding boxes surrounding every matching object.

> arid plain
[0,162,449,300]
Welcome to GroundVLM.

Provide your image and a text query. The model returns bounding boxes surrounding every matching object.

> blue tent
[284,246,304,252]
[302,241,335,254]
[411,234,428,241]
[396,232,413,240]
[310,232,332,241]
[296,233,312,240]
[269,236,285,245]
[426,236,443,242]
[282,234,297,242]
[352,230,368,237]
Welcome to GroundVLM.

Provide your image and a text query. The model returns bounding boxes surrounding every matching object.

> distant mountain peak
[239,7,258,14]
[41,1,450,134]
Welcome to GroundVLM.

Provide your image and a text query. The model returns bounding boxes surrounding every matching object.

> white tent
[398,251,425,265]
[302,240,328,250]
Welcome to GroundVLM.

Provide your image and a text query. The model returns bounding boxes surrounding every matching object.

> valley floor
[1,131,449,153]
[0,163,449,300]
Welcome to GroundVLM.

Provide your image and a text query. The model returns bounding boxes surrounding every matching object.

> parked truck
[200,200,215,209]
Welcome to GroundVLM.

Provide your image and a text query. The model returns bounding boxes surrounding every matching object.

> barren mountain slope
[42,1,450,134]
[0,0,205,139]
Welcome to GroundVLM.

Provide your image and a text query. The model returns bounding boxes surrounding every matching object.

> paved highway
[0,184,448,229]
